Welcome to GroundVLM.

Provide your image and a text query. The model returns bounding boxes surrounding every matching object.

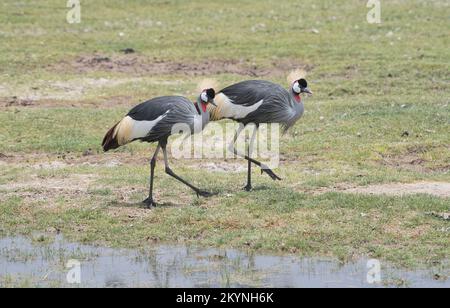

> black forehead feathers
[206,88,215,99]
[298,79,307,88]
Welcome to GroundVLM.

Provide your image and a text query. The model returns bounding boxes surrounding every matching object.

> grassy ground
[0,0,449,272]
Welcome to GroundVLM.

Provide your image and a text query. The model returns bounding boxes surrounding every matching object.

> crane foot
[142,197,157,209]
[260,166,282,181]
[243,184,253,192]
[196,190,215,198]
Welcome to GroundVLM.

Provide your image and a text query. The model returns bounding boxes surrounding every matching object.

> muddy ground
[2,152,450,198]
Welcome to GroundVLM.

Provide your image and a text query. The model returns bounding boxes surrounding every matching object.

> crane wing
[208,80,281,121]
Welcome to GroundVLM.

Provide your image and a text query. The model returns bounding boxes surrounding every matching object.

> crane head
[200,88,216,105]
[292,78,313,96]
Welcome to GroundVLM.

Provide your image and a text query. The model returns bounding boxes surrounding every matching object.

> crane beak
[209,100,217,107]
[302,87,313,96]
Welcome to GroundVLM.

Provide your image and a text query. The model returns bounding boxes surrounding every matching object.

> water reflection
[0,236,448,288]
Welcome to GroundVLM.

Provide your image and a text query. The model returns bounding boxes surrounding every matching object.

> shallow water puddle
[0,236,448,288]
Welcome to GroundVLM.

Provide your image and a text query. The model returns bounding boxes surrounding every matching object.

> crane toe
[142,197,157,209]
[196,190,215,198]
[243,184,253,192]
[260,166,282,181]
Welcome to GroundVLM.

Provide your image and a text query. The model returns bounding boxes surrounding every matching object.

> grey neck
[196,98,210,129]
[289,89,302,104]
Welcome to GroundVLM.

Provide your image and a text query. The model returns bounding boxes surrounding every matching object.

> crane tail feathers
[102,121,121,152]
[102,117,134,152]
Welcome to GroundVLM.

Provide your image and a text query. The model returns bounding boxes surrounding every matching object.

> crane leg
[143,144,160,208]
[161,142,213,198]
[228,124,282,184]
[244,126,257,191]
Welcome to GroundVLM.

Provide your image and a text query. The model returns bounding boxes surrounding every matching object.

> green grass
[1,162,448,268]
[0,0,449,269]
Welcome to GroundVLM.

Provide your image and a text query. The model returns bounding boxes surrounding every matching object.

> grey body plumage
[219,80,304,132]
[128,96,209,143]
[210,78,312,191]
[102,89,216,208]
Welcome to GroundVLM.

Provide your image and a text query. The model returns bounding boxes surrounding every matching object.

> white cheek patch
[292,82,301,94]
[201,92,208,103]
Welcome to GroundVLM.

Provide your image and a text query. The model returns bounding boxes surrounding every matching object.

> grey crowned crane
[208,71,312,191]
[102,88,216,208]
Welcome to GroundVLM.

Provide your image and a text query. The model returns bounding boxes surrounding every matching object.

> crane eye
[201,92,209,103]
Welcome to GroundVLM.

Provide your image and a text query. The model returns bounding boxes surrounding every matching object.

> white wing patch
[212,93,263,120]
[115,110,170,144]
[131,111,169,140]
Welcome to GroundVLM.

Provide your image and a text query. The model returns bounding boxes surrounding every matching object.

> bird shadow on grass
[219,184,273,194]
[248,185,273,192]
[107,200,184,209]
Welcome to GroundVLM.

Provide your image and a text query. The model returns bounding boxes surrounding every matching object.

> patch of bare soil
[0,74,143,108]
[1,97,34,107]
[0,173,158,217]
[0,153,13,167]
[53,54,313,77]
[0,174,97,193]
[195,162,247,173]
[0,169,198,220]
[0,96,133,109]
[300,183,356,196]
[0,174,97,211]
[377,145,450,173]
[1,152,252,172]
[342,182,450,198]
[0,152,143,168]
[3,153,449,200]
[0,153,12,159]
[381,154,428,172]
[426,212,450,221]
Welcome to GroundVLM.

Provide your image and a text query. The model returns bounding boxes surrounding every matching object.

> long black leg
[244,125,257,191]
[245,148,252,191]
[161,143,213,198]
[143,144,161,208]
[228,125,282,182]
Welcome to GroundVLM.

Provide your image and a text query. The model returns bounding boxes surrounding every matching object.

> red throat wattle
[201,102,207,113]
[294,94,302,103]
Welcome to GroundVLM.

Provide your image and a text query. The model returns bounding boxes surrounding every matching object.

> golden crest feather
[197,79,219,93]
[287,69,307,85]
